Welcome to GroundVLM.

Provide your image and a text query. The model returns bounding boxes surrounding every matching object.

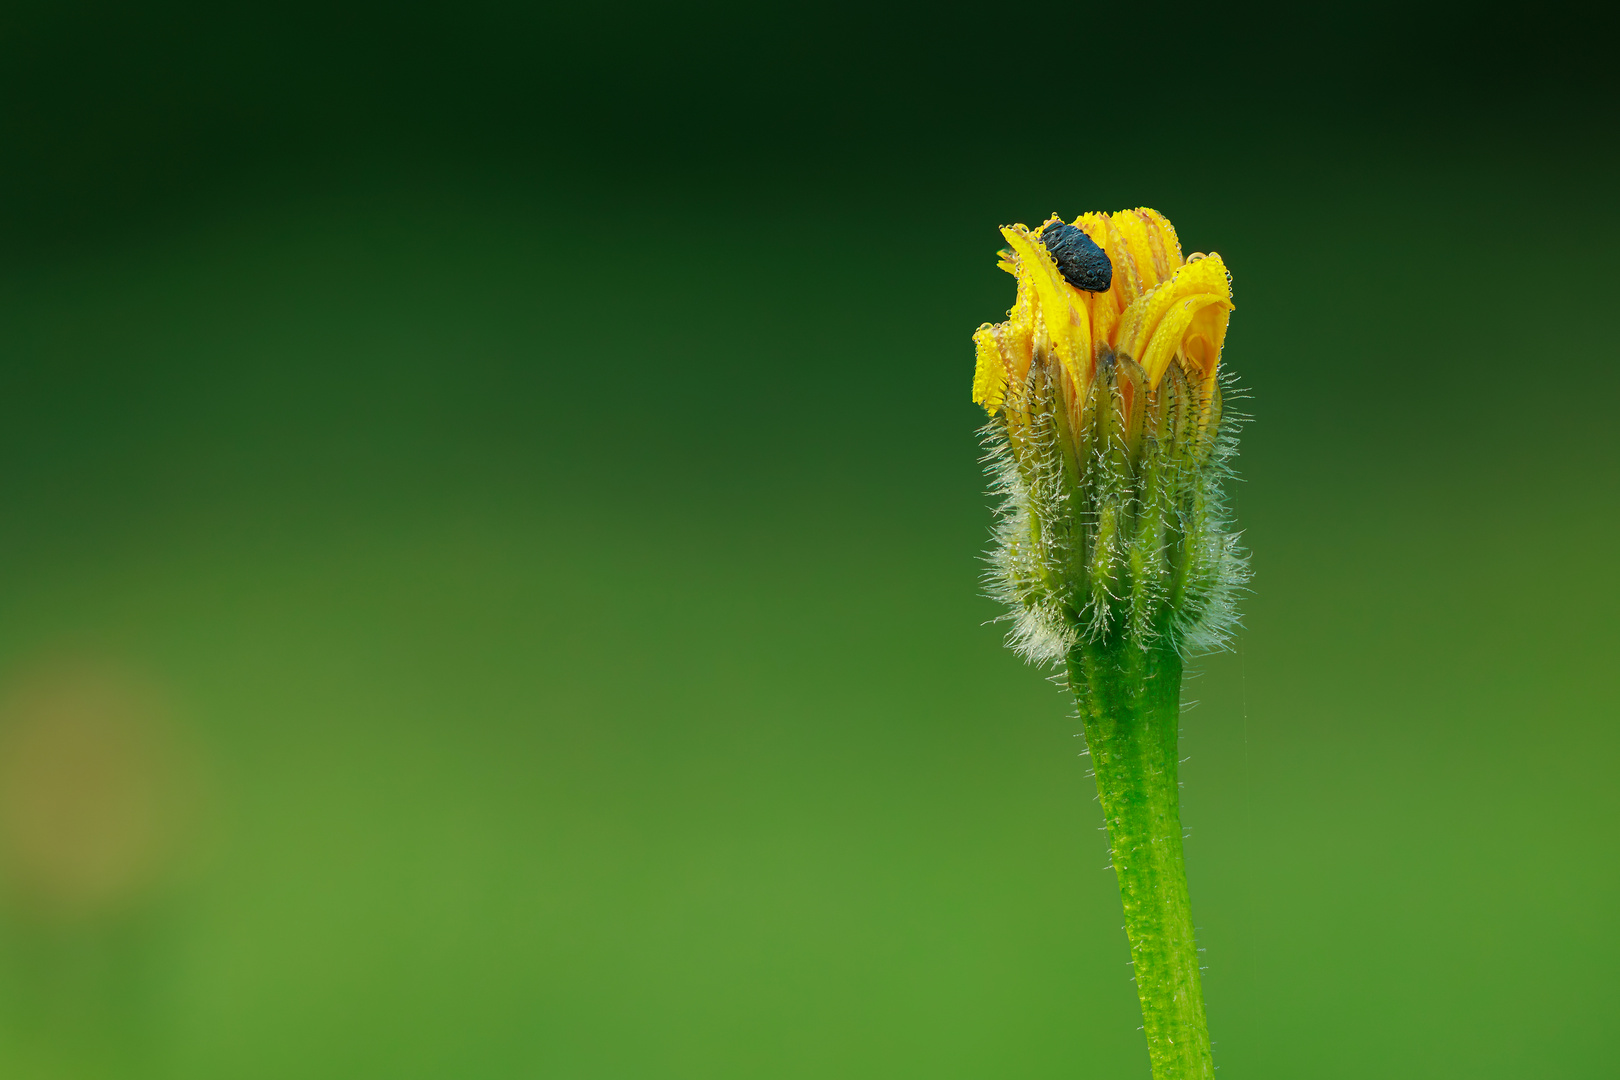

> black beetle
[1039,222,1113,292]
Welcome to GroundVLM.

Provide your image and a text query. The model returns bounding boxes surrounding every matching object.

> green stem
[1068,639,1213,1080]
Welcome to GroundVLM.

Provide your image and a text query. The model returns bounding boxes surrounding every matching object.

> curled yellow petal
[1138,293,1232,388]
[1117,252,1233,386]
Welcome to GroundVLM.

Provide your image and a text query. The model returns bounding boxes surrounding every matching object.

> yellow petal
[1071,212,1109,245]
[1082,280,1119,355]
[1108,211,1165,292]
[1138,293,1232,388]
[1000,226,1092,393]
[1002,270,1036,388]
[1181,294,1230,387]
[972,323,1007,412]
[1117,253,1233,386]
[1069,212,1123,345]
[1132,208,1183,280]
[1103,214,1146,311]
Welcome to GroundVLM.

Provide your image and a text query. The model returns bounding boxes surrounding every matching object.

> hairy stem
[1068,639,1213,1080]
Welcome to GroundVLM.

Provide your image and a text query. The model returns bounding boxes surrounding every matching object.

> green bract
[981,348,1246,662]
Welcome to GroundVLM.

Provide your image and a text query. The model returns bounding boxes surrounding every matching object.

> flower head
[973,208,1245,662]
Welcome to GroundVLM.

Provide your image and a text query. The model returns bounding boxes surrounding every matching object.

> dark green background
[0,1,1614,1076]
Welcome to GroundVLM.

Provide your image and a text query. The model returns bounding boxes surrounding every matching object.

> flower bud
[973,209,1246,662]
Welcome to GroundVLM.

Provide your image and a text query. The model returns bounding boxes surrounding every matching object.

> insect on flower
[1039,221,1113,292]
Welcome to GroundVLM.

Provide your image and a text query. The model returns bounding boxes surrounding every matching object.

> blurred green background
[0,1,1614,1076]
